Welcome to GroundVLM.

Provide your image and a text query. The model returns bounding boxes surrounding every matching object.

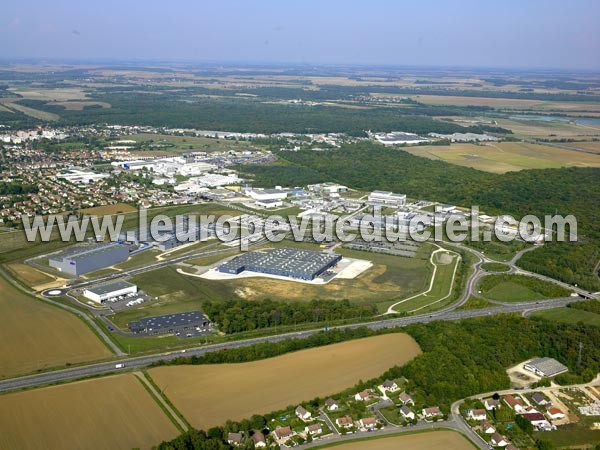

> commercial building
[255,198,283,208]
[83,280,138,304]
[218,248,341,281]
[49,243,130,276]
[368,190,407,206]
[373,131,430,145]
[245,188,288,201]
[128,311,211,335]
[524,357,568,377]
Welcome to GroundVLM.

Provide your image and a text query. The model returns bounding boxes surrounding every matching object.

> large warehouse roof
[525,357,568,377]
[219,247,341,280]
[84,280,136,296]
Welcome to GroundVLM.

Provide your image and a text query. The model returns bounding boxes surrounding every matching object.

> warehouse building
[83,280,138,304]
[49,242,130,276]
[128,311,211,335]
[218,248,341,281]
[368,190,407,206]
[524,357,568,377]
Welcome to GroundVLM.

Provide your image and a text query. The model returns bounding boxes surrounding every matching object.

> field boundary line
[140,370,192,431]
[134,372,188,433]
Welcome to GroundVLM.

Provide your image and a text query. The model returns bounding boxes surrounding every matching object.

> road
[0,295,584,394]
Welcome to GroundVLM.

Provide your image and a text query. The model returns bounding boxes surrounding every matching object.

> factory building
[245,188,288,201]
[524,357,568,378]
[368,190,407,206]
[218,248,341,281]
[255,198,284,208]
[128,311,211,335]
[49,243,130,276]
[83,280,138,304]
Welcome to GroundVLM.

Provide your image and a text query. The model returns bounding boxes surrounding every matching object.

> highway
[0,295,583,393]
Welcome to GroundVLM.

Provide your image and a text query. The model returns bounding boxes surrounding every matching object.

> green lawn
[532,307,600,327]
[479,274,572,302]
[485,281,543,302]
[481,262,510,272]
[110,266,234,329]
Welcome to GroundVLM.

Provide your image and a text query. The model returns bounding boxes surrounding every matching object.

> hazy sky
[1,0,599,70]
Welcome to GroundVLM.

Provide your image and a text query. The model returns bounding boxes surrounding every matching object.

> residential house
[398,392,414,405]
[359,417,378,430]
[325,398,339,411]
[400,405,415,420]
[531,392,550,406]
[503,395,525,413]
[296,405,312,421]
[484,398,501,410]
[522,412,551,429]
[490,432,509,447]
[251,431,266,448]
[381,379,399,393]
[506,445,518,450]
[305,424,322,435]
[467,409,487,421]
[227,432,242,446]
[274,426,294,441]
[355,390,370,401]
[336,416,354,428]
[480,420,496,434]
[547,407,565,420]
[422,406,442,419]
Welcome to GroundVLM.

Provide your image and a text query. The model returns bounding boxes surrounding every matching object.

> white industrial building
[255,198,284,208]
[524,357,568,377]
[83,280,138,304]
[246,188,288,201]
[368,190,407,206]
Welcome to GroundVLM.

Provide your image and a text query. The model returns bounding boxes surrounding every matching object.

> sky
[1,0,599,70]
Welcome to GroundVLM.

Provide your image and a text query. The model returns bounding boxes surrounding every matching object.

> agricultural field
[493,117,600,139]
[5,262,56,288]
[80,203,137,216]
[531,307,600,327]
[412,94,600,113]
[403,142,600,173]
[148,333,421,429]
[0,275,112,378]
[310,430,475,450]
[0,374,179,450]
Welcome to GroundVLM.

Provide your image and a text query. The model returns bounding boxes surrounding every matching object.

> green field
[119,133,263,155]
[531,307,600,327]
[478,274,572,302]
[382,249,460,314]
[481,262,510,272]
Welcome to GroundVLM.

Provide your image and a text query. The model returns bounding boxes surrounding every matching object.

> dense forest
[203,298,378,334]
[238,143,600,291]
[14,94,511,135]
[155,315,600,449]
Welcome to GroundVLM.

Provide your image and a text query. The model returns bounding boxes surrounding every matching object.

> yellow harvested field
[5,263,55,287]
[494,118,600,139]
[314,430,475,450]
[9,87,89,101]
[80,202,137,215]
[149,333,421,429]
[0,276,111,378]
[413,94,600,112]
[0,374,179,450]
[404,142,600,173]
[0,99,59,121]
